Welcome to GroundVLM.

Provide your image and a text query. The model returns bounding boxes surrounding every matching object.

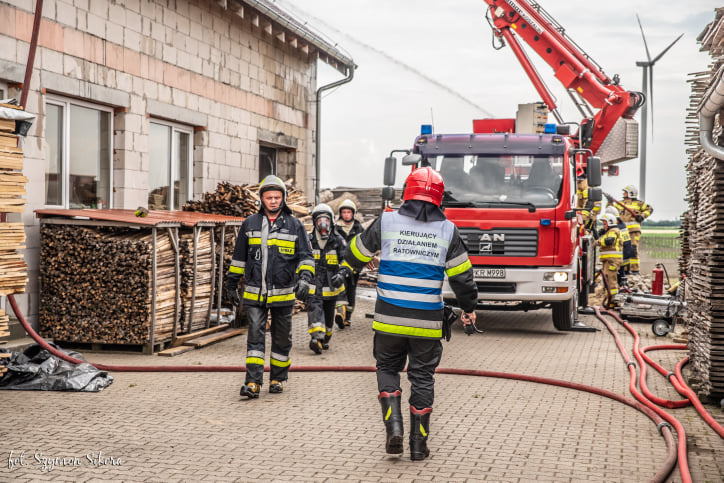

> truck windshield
[425,154,564,208]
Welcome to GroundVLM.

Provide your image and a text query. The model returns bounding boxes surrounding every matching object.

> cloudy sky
[276,0,716,220]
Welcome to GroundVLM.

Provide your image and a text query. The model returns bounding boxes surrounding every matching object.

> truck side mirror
[588,187,602,202]
[381,186,396,201]
[383,157,397,186]
[401,153,421,166]
[587,156,602,187]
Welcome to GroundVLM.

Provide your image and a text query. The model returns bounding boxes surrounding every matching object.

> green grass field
[640,230,680,260]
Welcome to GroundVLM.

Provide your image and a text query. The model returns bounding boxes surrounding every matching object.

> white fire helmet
[622,184,638,198]
[601,214,617,227]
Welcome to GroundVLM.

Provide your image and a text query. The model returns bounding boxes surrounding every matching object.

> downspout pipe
[699,66,724,160]
[315,64,355,205]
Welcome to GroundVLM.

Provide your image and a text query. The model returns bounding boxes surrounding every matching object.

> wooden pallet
[182,328,245,348]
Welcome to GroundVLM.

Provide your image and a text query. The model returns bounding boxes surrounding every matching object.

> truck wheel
[552,293,577,331]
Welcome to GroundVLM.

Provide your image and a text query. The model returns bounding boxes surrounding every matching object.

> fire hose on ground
[11,293,724,481]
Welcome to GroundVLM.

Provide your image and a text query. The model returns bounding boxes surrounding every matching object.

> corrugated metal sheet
[35,209,245,227]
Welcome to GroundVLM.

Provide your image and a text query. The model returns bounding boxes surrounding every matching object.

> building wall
[0,0,319,327]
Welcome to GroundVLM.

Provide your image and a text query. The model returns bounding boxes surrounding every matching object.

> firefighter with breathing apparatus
[306,203,349,354]
[343,167,478,461]
[605,205,633,284]
[225,175,315,398]
[334,199,364,328]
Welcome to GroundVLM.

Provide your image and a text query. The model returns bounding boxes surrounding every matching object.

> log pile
[39,225,181,346]
[680,8,724,397]
[184,179,311,218]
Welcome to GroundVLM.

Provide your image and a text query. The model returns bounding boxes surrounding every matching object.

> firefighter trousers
[307,296,336,341]
[602,259,622,303]
[373,332,443,410]
[344,271,360,312]
[244,304,293,385]
[629,230,641,272]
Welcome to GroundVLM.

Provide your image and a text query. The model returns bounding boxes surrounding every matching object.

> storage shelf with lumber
[35,209,244,353]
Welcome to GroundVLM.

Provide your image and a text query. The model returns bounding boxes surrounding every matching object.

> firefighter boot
[334,305,346,329]
[378,391,404,454]
[269,380,284,394]
[309,338,323,355]
[344,306,354,327]
[409,406,431,461]
[240,382,261,399]
[322,333,331,350]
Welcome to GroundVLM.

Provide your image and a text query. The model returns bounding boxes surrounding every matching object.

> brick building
[0,0,354,331]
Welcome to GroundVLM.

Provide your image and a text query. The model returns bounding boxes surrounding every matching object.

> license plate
[474,268,506,279]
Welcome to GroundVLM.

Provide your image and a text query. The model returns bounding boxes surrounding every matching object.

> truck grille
[459,227,538,257]
[476,282,516,294]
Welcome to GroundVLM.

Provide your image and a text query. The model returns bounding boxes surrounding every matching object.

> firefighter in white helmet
[334,199,364,328]
[605,205,632,284]
[225,175,315,398]
[306,203,350,353]
[606,185,653,275]
[598,213,622,307]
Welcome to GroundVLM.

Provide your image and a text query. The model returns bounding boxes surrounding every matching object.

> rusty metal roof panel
[35,209,245,227]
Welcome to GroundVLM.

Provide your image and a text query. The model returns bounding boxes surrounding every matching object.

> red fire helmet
[402,167,445,206]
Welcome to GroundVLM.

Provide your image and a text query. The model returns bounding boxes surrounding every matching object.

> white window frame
[149,118,193,210]
[45,95,114,208]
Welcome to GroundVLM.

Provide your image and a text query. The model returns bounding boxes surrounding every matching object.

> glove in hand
[225,287,240,306]
[605,194,614,203]
[294,279,311,302]
[635,214,644,223]
[605,236,615,247]
[330,273,345,290]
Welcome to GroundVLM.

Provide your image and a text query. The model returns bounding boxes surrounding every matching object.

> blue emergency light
[540,219,551,226]
[420,124,433,135]
[544,123,556,134]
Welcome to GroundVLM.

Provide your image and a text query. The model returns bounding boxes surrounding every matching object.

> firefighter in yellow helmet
[334,199,364,328]
[576,171,601,233]
[598,213,622,307]
[607,185,653,275]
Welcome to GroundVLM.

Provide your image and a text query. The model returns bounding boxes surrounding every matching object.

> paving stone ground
[2,290,723,482]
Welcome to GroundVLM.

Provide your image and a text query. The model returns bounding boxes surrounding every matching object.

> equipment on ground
[612,278,686,336]
[381,0,643,331]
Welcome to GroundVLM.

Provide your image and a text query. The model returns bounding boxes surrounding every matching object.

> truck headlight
[543,272,568,282]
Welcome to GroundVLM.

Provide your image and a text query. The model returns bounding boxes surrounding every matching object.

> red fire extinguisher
[652,264,664,296]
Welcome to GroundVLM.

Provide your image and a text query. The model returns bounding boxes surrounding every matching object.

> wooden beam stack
[0,103,28,297]
[180,230,213,334]
[681,7,724,397]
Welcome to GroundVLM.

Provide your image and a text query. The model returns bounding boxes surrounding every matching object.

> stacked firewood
[680,8,724,397]
[39,225,180,345]
[0,223,27,296]
[184,179,311,218]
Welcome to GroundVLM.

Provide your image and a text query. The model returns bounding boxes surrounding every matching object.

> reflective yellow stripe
[385,407,391,421]
[297,264,315,274]
[308,287,316,295]
[445,259,472,278]
[599,254,622,259]
[314,253,320,259]
[267,293,295,303]
[419,424,427,437]
[350,237,373,263]
[372,321,441,339]
[326,254,338,264]
[229,266,244,274]
[341,261,355,273]
[248,237,261,245]
[270,358,291,368]
[243,291,262,301]
[246,357,264,366]
[309,326,325,334]
[322,285,345,297]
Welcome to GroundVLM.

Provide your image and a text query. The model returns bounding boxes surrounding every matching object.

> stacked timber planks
[0,104,28,296]
[180,230,212,333]
[0,308,9,375]
[39,225,180,346]
[681,7,724,397]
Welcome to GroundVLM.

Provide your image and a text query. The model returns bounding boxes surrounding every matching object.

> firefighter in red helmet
[343,166,478,461]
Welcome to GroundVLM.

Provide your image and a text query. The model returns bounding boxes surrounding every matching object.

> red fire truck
[382,0,644,330]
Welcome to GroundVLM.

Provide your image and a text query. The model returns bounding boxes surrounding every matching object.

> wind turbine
[635,14,683,201]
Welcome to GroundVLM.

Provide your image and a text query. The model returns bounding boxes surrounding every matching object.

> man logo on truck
[480,233,505,242]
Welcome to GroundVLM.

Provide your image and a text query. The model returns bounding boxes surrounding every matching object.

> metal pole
[638,63,649,201]
[19,0,44,109]
[315,63,355,204]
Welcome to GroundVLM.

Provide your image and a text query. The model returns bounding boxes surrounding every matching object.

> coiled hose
[6,294,678,481]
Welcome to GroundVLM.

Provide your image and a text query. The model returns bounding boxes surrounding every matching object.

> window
[44,97,112,208]
[259,145,276,179]
[149,120,192,210]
